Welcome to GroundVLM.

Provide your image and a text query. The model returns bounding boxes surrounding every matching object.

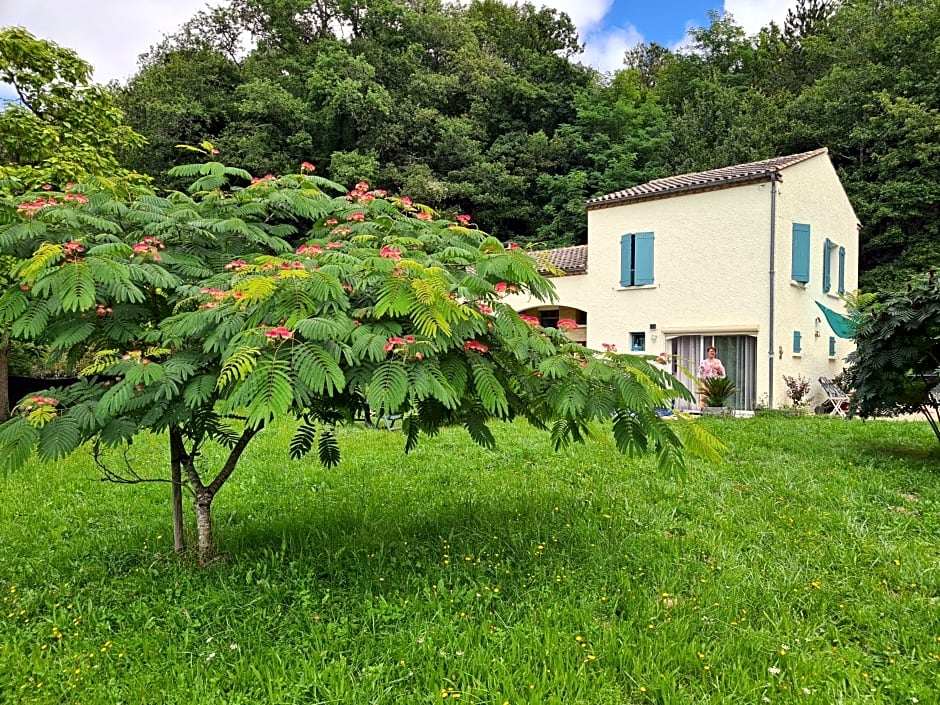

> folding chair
[818,377,850,417]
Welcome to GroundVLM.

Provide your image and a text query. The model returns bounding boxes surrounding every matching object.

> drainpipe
[768,172,778,408]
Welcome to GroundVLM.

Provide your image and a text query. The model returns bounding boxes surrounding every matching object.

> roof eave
[586,171,782,211]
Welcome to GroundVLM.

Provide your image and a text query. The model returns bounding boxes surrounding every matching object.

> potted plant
[782,374,811,416]
[698,376,739,415]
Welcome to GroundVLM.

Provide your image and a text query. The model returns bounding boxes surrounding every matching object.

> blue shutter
[822,238,832,293]
[838,246,846,294]
[620,234,633,287]
[793,330,802,353]
[634,232,655,286]
[791,224,810,283]
[829,336,836,357]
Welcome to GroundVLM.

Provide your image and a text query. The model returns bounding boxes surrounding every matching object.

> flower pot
[701,406,733,417]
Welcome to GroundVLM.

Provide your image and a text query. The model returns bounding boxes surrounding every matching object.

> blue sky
[0,0,796,88]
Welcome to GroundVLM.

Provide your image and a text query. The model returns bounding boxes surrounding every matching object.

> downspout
[768,172,779,408]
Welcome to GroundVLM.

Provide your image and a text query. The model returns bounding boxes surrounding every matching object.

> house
[506,148,860,410]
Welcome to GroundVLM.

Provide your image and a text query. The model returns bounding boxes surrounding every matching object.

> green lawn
[1,417,938,704]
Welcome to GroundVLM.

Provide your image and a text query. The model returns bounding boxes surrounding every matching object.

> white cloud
[724,0,796,33]
[0,0,212,83]
[580,24,644,75]
[539,0,613,33]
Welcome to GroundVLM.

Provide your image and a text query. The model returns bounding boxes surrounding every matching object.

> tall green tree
[115,0,594,243]
[0,28,145,420]
[781,0,940,290]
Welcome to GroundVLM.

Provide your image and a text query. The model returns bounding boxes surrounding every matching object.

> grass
[1,416,939,704]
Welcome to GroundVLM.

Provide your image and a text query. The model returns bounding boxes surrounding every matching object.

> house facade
[506,148,860,410]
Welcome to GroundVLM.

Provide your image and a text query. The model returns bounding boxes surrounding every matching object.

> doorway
[669,335,757,410]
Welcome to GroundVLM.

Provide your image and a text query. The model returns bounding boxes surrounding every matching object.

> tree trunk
[0,334,10,423]
[194,490,214,567]
[182,425,260,566]
[169,428,186,555]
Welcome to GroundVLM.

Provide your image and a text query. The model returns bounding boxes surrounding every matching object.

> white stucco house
[506,148,860,410]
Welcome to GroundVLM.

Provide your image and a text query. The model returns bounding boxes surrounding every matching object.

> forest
[111,0,939,292]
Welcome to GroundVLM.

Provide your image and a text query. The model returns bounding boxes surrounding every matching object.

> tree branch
[206,423,262,497]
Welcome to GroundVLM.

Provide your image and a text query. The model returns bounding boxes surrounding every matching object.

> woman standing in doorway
[698,346,725,380]
[698,346,725,408]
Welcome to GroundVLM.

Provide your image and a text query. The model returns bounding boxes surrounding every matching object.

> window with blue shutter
[822,238,832,293]
[620,232,655,287]
[791,224,810,283]
[793,330,802,354]
[838,246,846,294]
[634,232,655,285]
[829,336,836,357]
[619,234,632,287]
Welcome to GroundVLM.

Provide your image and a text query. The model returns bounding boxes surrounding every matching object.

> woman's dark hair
[706,346,717,354]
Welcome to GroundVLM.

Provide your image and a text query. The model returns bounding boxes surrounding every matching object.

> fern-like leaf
[402,416,421,453]
[183,374,218,408]
[37,415,83,462]
[217,346,260,390]
[240,358,294,427]
[293,343,345,395]
[0,417,39,470]
[469,358,509,417]
[367,360,409,416]
[11,300,51,339]
[0,287,28,323]
[464,414,495,450]
[290,419,317,459]
[317,430,341,468]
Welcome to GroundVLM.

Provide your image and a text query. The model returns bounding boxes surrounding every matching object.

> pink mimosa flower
[519,314,540,327]
[463,340,489,353]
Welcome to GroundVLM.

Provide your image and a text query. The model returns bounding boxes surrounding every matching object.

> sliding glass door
[669,335,757,410]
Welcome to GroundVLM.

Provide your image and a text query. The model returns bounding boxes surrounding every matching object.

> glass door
[668,335,757,410]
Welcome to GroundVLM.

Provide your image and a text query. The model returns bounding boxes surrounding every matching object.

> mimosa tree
[0,159,721,564]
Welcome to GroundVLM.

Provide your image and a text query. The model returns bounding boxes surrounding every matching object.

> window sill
[790,280,808,289]
[791,353,802,358]
[615,284,657,291]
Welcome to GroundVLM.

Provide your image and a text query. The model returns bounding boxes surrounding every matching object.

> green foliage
[2,416,938,701]
[846,272,940,442]
[106,0,940,286]
[698,376,740,408]
[0,158,722,563]
[0,28,147,191]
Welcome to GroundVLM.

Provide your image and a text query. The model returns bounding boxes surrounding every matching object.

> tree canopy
[106,0,939,290]
[0,154,722,563]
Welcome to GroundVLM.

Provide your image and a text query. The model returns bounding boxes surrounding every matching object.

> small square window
[631,332,646,352]
[539,309,559,329]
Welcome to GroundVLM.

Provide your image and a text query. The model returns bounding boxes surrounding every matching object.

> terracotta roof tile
[586,148,828,209]
[529,244,587,276]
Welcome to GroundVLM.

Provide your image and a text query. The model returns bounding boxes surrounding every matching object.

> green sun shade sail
[816,301,855,339]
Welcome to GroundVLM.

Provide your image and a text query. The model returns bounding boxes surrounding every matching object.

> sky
[0,0,799,85]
